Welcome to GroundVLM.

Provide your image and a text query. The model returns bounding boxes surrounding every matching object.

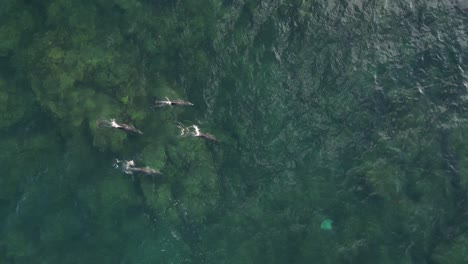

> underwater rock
[141,139,220,226]
[432,235,468,264]
[0,78,29,130]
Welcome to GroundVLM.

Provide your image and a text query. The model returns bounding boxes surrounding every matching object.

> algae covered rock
[141,142,167,171]
[167,138,220,225]
[141,183,181,224]
[76,171,142,221]
[0,3,33,56]
[0,78,30,130]
[141,137,220,226]
[91,123,129,153]
[432,235,468,264]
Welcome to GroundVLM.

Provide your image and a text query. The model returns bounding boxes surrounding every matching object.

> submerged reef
[1,0,221,263]
[1,0,468,263]
[0,77,32,130]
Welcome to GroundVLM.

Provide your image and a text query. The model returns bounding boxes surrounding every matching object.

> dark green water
[1,0,468,263]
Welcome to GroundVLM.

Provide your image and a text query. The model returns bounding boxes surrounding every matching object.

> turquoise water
[1,0,468,263]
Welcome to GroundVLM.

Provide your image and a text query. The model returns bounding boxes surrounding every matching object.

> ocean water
[1,0,468,263]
